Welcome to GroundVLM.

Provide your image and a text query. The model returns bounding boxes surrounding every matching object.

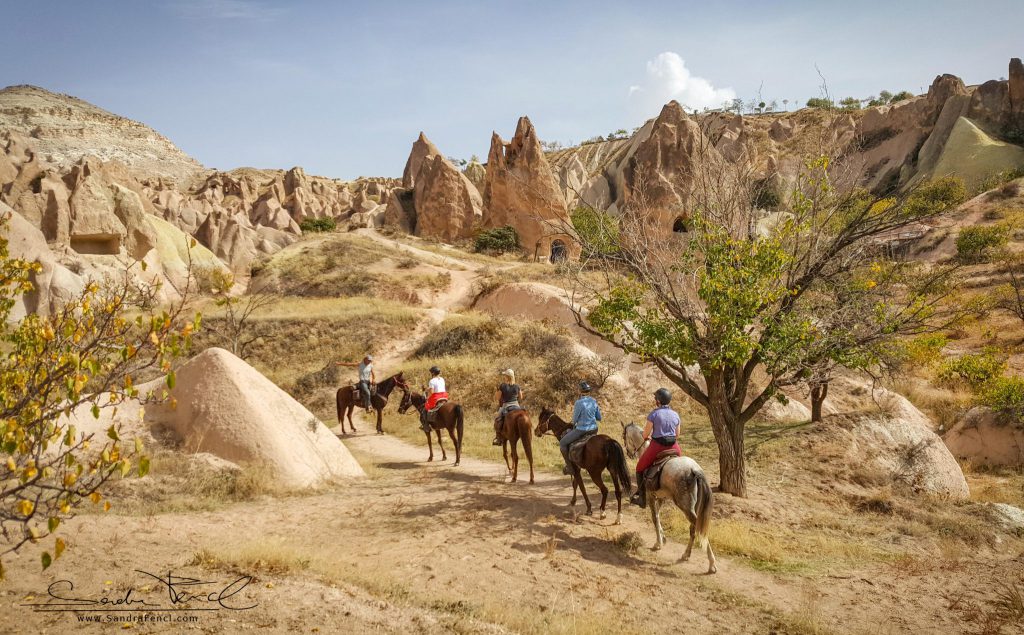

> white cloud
[629,52,736,113]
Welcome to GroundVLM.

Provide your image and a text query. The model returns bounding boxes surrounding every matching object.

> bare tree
[199,270,276,360]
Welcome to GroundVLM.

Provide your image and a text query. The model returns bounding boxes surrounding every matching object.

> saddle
[567,432,596,465]
[426,399,448,423]
[643,449,680,491]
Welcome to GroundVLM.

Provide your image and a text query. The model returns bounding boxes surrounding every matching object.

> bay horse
[622,422,716,573]
[535,407,630,524]
[335,372,409,435]
[497,409,535,484]
[399,393,464,466]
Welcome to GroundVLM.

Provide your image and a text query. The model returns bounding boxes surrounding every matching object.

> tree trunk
[810,381,829,423]
[706,380,748,497]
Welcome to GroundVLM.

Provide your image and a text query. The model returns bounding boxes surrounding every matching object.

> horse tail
[606,440,631,493]
[693,469,713,546]
[335,388,344,423]
[455,404,464,449]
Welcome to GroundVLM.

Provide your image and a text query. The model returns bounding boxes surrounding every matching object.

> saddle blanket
[568,432,596,465]
[643,449,680,491]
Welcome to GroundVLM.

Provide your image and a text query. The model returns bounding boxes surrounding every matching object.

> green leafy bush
[901,334,948,367]
[890,91,914,103]
[474,226,520,254]
[806,97,834,109]
[982,375,1024,419]
[299,217,336,233]
[956,224,1009,263]
[938,348,1008,389]
[571,206,619,256]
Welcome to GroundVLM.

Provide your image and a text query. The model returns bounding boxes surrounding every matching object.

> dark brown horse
[497,409,535,484]
[336,372,409,435]
[536,407,631,524]
[399,393,464,466]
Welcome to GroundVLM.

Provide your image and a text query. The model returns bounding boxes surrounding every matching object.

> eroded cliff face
[0,86,399,309]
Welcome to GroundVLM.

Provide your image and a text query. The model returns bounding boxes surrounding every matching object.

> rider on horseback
[336,355,375,412]
[559,381,601,475]
[421,366,448,432]
[630,388,683,508]
[492,368,523,446]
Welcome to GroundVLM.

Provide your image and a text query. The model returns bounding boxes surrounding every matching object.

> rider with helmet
[421,366,448,432]
[630,387,683,508]
[492,368,523,446]
[559,381,602,475]
[336,354,375,412]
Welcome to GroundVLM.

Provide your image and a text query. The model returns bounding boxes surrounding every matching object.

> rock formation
[483,117,574,260]
[402,132,442,189]
[944,407,1024,468]
[412,155,482,241]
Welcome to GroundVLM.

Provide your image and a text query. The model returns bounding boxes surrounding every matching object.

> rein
[539,411,569,439]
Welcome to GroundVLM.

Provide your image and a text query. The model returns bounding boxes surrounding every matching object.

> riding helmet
[579,381,592,393]
[429,366,441,375]
[654,387,672,405]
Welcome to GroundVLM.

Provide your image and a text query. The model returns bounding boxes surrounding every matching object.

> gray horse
[622,422,717,574]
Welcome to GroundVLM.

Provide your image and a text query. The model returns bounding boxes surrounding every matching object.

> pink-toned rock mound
[944,407,1024,468]
[147,347,364,487]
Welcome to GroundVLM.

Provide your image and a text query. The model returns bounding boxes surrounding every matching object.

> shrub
[956,224,1010,263]
[839,97,862,110]
[982,375,1024,419]
[751,179,781,210]
[299,217,336,233]
[901,334,948,367]
[938,348,1008,389]
[890,91,914,103]
[806,97,834,109]
[474,226,520,254]
[571,206,619,256]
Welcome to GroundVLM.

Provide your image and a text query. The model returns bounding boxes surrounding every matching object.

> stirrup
[562,465,573,475]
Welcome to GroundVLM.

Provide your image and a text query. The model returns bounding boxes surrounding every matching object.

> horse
[335,372,410,435]
[622,422,717,574]
[497,409,535,484]
[535,407,631,524]
[398,392,464,466]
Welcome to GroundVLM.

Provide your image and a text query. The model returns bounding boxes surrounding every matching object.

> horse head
[397,389,414,414]
[394,372,409,391]
[621,422,645,458]
[535,407,557,438]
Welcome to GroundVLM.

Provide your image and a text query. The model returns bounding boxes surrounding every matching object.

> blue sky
[1,1,1021,180]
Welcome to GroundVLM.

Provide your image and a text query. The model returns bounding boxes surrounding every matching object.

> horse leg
[569,475,579,523]
[610,467,623,526]
[510,437,519,483]
[502,440,512,476]
[375,406,383,435]
[650,498,665,551]
[435,427,446,461]
[576,469,592,517]
[706,539,718,574]
[523,428,535,485]
[679,508,698,562]
[346,403,356,434]
[446,425,459,467]
[590,468,608,520]
[425,426,434,462]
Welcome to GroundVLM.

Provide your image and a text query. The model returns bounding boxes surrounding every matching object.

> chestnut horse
[497,409,535,484]
[536,407,631,524]
[335,372,409,435]
[399,392,464,466]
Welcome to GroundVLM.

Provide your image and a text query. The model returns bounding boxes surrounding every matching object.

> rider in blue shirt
[560,381,601,475]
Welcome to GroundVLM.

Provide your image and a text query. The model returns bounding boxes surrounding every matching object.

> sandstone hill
[1,86,400,311]
[383,58,1024,263]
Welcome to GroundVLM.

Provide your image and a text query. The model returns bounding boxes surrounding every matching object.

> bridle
[538,410,565,439]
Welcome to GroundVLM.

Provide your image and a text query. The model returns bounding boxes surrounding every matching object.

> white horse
[622,422,717,574]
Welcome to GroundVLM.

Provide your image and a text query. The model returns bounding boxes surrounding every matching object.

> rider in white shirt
[422,366,448,432]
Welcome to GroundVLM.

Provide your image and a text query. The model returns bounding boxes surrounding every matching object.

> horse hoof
[600,512,607,520]
[614,514,622,525]
[585,509,593,517]
[454,461,460,467]
[708,566,717,575]
[651,544,661,552]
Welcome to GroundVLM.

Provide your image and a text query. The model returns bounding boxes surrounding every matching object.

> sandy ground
[2,230,1021,634]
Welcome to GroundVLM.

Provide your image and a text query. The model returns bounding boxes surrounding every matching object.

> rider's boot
[492,417,503,446]
[562,464,573,476]
[630,476,647,508]
[419,412,431,433]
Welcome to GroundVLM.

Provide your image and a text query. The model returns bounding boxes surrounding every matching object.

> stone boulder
[824,376,969,499]
[143,347,364,488]
[944,407,1024,468]
[412,155,482,242]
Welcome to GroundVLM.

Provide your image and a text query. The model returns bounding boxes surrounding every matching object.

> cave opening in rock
[70,235,120,255]
[672,217,689,233]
